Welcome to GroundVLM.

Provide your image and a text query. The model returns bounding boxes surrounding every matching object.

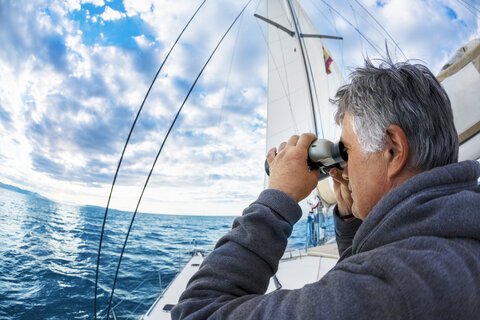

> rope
[457,0,480,15]
[204,7,246,210]
[320,1,386,59]
[104,1,253,318]
[93,1,207,318]
[287,0,319,136]
[347,0,365,56]
[351,0,407,60]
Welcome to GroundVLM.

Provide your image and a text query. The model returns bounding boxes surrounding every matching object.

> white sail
[259,0,343,206]
[437,39,480,162]
[262,0,343,152]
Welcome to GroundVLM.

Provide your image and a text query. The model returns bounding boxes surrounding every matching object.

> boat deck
[143,244,339,319]
[142,253,203,320]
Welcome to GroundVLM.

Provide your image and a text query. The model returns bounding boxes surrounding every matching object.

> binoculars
[265,139,348,181]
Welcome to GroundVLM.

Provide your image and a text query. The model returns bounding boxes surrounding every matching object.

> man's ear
[383,124,409,179]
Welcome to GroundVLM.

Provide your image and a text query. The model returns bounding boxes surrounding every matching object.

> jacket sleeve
[333,206,362,259]
[171,189,403,320]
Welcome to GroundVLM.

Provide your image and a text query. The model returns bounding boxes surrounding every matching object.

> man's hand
[329,168,353,217]
[266,133,319,202]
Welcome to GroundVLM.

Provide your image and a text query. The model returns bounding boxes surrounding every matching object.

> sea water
[0,187,333,319]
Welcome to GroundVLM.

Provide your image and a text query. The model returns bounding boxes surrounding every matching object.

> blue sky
[0,0,478,215]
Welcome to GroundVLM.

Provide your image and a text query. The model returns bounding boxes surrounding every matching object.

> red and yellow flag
[322,46,333,75]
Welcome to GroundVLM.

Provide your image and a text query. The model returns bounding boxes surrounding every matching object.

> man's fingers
[329,168,348,185]
[286,135,300,147]
[266,147,277,164]
[277,142,287,153]
[277,133,316,153]
[296,133,317,150]
[329,168,340,181]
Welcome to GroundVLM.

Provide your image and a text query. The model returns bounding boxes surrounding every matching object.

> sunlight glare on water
[0,188,332,319]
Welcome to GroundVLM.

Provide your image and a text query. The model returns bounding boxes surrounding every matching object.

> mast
[286,0,319,136]
[255,0,343,150]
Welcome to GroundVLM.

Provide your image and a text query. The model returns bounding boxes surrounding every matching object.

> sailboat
[109,1,478,319]
[142,0,354,318]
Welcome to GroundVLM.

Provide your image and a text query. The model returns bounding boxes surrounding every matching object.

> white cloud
[123,0,153,16]
[0,0,478,215]
[101,6,126,21]
[134,34,152,48]
[64,0,81,11]
[83,0,105,7]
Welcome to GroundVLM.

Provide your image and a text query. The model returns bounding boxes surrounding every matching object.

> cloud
[31,154,66,177]
[0,2,70,72]
[133,34,152,48]
[101,6,126,21]
[0,0,478,215]
[84,0,105,7]
[0,105,12,129]
[315,0,480,73]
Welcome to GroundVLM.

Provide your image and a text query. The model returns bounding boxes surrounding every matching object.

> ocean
[0,187,333,319]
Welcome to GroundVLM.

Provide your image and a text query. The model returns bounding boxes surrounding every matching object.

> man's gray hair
[332,58,459,171]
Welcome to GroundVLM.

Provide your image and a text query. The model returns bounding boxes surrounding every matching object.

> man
[172,60,480,319]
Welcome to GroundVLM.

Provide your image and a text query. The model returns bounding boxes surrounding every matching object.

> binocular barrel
[264,139,348,181]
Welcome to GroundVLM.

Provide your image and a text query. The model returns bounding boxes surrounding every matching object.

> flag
[323,46,333,75]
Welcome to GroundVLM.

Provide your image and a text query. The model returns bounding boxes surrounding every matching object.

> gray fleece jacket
[172,161,480,319]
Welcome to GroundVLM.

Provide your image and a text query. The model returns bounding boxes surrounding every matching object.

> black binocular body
[264,139,348,181]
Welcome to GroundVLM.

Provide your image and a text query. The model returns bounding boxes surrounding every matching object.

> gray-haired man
[172,60,480,320]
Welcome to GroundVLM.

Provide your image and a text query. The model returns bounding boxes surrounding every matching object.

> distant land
[0,182,48,200]
[0,182,145,214]
[0,182,237,216]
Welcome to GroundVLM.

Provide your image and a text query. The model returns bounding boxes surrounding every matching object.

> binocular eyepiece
[265,139,348,181]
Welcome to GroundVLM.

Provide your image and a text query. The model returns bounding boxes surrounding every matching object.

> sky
[0,0,478,215]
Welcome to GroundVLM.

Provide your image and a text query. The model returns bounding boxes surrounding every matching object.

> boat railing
[280,248,308,261]
[141,248,204,319]
[109,246,196,319]
[282,235,338,262]
[109,269,164,319]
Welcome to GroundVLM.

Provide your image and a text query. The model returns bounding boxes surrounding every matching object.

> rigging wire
[304,0,346,58]
[454,0,476,16]
[204,5,246,213]
[304,0,346,73]
[290,0,327,139]
[93,1,207,319]
[276,23,298,134]
[327,6,345,138]
[286,0,319,137]
[458,0,480,15]
[351,0,407,60]
[320,0,386,59]
[103,1,253,318]
[327,6,346,76]
[347,0,366,56]
[306,0,344,34]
